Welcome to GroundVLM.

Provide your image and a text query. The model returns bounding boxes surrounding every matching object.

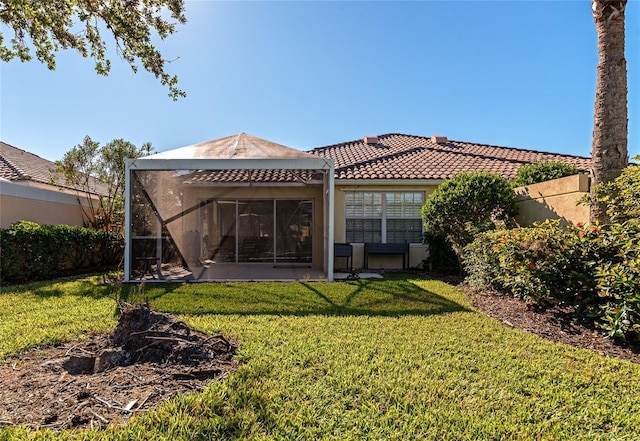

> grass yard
[1,275,640,440]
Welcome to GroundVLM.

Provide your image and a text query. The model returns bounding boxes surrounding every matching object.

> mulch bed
[0,304,238,430]
[461,284,640,364]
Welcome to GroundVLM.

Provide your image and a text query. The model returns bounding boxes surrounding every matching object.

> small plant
[346,267,360,280]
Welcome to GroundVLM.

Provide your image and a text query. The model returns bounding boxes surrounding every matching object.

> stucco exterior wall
[514,173,590,226]
[333,183,438,270]
[0,181,93,228]
[334,175,591,270]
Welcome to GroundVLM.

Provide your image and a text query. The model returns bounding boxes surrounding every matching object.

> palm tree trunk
[590,0,628,223]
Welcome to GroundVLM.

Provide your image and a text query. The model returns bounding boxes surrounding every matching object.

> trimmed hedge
[511,160,579,187]
[0,221,124,284]
[464,220,640,341]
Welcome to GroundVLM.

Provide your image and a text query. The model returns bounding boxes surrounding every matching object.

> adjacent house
[124,133,591,282]
[0,142,103,228]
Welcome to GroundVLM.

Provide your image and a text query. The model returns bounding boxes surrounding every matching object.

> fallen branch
[89,410,109,424]
[144,336,198,345]
[65,345,95,357]
[136,390,155,411]
[91,394,113,408]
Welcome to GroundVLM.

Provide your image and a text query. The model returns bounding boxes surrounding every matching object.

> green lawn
[1,275,640,440]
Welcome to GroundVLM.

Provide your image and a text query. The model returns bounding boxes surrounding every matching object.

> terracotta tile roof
[0,141,60,183]
[181,168,320,185]
[309,133,591,181]
[0,141,108,195]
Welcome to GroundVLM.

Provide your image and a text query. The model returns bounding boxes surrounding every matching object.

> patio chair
[202,235,216,259]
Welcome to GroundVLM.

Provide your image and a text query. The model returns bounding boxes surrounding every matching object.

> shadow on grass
[123,276,472,318]
[0,274,183,301]
[1,274,471,318]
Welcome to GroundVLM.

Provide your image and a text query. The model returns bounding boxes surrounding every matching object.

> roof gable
[309,133,591,181]
[144,133,318,161]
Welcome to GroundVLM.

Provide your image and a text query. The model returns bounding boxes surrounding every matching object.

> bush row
[0,221,124,285]
[464,220,640,341]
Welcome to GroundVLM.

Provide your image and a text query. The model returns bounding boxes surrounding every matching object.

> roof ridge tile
[310,132,592,181]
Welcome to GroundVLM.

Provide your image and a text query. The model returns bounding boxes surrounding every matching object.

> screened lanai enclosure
[124,134,335,282]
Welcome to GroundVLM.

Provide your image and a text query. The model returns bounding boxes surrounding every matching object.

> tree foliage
[421,171,518,259]
[53,136,152,232]
[511,160,579,187]
[0,0,187,100]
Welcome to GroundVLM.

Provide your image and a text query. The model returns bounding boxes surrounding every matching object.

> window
[345,191,424,243]
[345,192,382,243]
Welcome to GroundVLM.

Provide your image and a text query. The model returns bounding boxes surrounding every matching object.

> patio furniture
[135,256,161,279]
[334,243,353,270]
[364,242,409,270]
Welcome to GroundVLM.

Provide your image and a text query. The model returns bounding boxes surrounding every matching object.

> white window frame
[344,191,424,243]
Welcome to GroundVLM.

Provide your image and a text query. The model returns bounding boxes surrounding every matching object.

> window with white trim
[344,191,424,243]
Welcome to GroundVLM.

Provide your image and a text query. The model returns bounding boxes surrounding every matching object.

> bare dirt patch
[0,304,238,430]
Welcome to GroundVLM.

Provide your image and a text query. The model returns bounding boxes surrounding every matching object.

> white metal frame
[125,156,335,281]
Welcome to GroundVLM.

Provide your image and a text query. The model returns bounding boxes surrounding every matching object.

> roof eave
[334,178,445,186]
[128,157,334,171]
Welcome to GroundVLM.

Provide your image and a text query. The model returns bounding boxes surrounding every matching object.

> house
[0,142,102,228]
[124,133,591,282]
[310,133,592,269]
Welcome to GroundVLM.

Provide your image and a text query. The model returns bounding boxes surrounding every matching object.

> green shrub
[466,159,640,342]
[0,221,123,284]
[421,231,461,274]
[588,158,640,222]
[590,221,640,340]
[421,171,517,259]
[464,220,640,342]
[464,220,587,304]
[462,231,502,288]
[512,160,579,187]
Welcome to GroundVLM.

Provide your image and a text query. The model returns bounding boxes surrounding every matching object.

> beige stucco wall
[333,183,438,270]
[333,176,591,270]
[514,173,590,226]
[0,181,94,228]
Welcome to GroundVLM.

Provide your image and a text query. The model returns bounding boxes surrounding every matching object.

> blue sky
[1,1,638,162]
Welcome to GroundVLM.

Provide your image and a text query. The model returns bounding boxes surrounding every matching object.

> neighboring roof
[143,133,320,161]
[0,141,60,184]
[309,133,592,181]
[0,141,108,195]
